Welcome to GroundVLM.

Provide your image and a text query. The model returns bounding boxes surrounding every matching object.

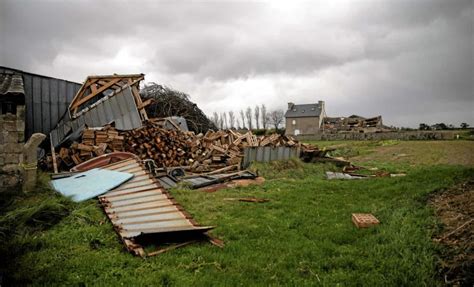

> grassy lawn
[1,140,473,286]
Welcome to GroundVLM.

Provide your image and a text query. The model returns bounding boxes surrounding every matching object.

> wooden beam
[71,78,121,109]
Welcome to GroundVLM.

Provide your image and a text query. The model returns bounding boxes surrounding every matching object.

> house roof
[0,72,25,96]
[285,103,322,118]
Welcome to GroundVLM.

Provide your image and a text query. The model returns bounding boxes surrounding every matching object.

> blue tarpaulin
[51,168,134,202]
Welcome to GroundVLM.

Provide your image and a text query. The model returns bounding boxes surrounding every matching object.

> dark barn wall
[0,67,82,139]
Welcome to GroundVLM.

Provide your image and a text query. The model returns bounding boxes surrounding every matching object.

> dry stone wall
[0,106,25,190]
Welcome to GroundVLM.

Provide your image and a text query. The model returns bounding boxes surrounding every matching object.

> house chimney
[288,102,294,110]
[318,100,326,117]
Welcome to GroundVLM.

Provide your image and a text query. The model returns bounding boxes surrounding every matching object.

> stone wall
[0,106,25,190]
[285,117,321,136]
[296,130,456,141]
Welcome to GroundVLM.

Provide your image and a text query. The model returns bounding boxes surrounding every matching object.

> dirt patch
[429,180,474,286]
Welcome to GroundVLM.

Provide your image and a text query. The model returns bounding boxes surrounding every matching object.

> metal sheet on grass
[99,158,213,255]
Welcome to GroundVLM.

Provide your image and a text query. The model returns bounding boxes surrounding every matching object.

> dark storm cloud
[0,0,472,127]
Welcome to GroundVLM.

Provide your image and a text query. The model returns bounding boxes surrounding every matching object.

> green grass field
[1,140,473,286]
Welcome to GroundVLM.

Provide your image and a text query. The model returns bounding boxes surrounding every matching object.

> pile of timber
[48,120,309,172]
[120,121,302,172]
[58,126,124,167]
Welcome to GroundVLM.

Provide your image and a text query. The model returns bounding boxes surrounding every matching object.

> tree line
[211,104,285,131]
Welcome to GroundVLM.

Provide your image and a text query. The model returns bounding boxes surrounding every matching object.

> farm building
[285,101,326,136]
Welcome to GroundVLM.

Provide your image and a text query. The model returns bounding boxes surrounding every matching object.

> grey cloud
[0,0,472,127]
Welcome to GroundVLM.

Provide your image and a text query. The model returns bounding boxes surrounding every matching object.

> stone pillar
[21,133,46,192]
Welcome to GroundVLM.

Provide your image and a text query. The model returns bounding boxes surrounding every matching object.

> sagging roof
[0,72,25,96]
[285,103,322,118]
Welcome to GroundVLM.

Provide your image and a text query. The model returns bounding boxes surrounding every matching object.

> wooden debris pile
[57,126,124,167]
[47,120,313,172]
[120,121,302,171]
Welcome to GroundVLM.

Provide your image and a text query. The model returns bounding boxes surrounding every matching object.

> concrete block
[17,131,25,143]
[2,164,19,173]
[4,153,21,164]
[3,120,16,131]
[4,143,22,153]
[16,120,25,132]
[3,131,18,143]
[17,105,25,119]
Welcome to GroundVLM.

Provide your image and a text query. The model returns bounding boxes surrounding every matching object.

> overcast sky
[1,0,473,127]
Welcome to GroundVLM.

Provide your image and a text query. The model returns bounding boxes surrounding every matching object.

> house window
[292,120,296,125]
[1,102,17,115]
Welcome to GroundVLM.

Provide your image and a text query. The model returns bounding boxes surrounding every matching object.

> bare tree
[254,105,260,129]
[218,115,224,130]
[236,119,241,129]
[228,111,235,129]
[261,104,268,129]
[240,109,246,129]
[270,109,285,131]
[245,106,253,130]
[212,112,219,128]
[222,112,228,129]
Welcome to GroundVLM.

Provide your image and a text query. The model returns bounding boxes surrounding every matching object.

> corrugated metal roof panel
[49,86,143,147]
[99,158,214,256]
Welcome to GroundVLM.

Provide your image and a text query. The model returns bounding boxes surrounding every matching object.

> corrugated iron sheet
[242,146,301,168]
[50,86,142,146]
[99,158,213,256]
[0,66,82,139]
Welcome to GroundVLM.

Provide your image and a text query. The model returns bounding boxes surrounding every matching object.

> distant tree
[222,112,228,129]
[261,104,268,129]
[270,109,285,131]
[448,124,455,129]
[236,119,241,129]
[419,123,430,130]
[254,105,260,129]
[461,123,469,129]
[240,109,246,129]
[212,112,219,128]
[228,111,235,129]
[245,107,253,130]
[432,123,448,130]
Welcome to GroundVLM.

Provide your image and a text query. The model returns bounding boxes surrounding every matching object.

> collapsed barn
[1,68,335,256]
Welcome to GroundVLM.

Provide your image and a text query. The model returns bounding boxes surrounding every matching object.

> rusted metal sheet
[99,158,214,256]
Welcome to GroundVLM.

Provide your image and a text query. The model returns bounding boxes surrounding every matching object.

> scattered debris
[326,171,367,180]
[224,197,270,203]
[390,173,407,177]
[352,213,380,228]
[71,152,138,172]
[51,168,134,202]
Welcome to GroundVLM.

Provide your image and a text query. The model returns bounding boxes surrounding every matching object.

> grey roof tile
[285,103,322,118]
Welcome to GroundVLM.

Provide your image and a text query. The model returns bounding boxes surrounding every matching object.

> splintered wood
[352,213,380,228]
[121,121,301,172]
[52,120,305,172]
